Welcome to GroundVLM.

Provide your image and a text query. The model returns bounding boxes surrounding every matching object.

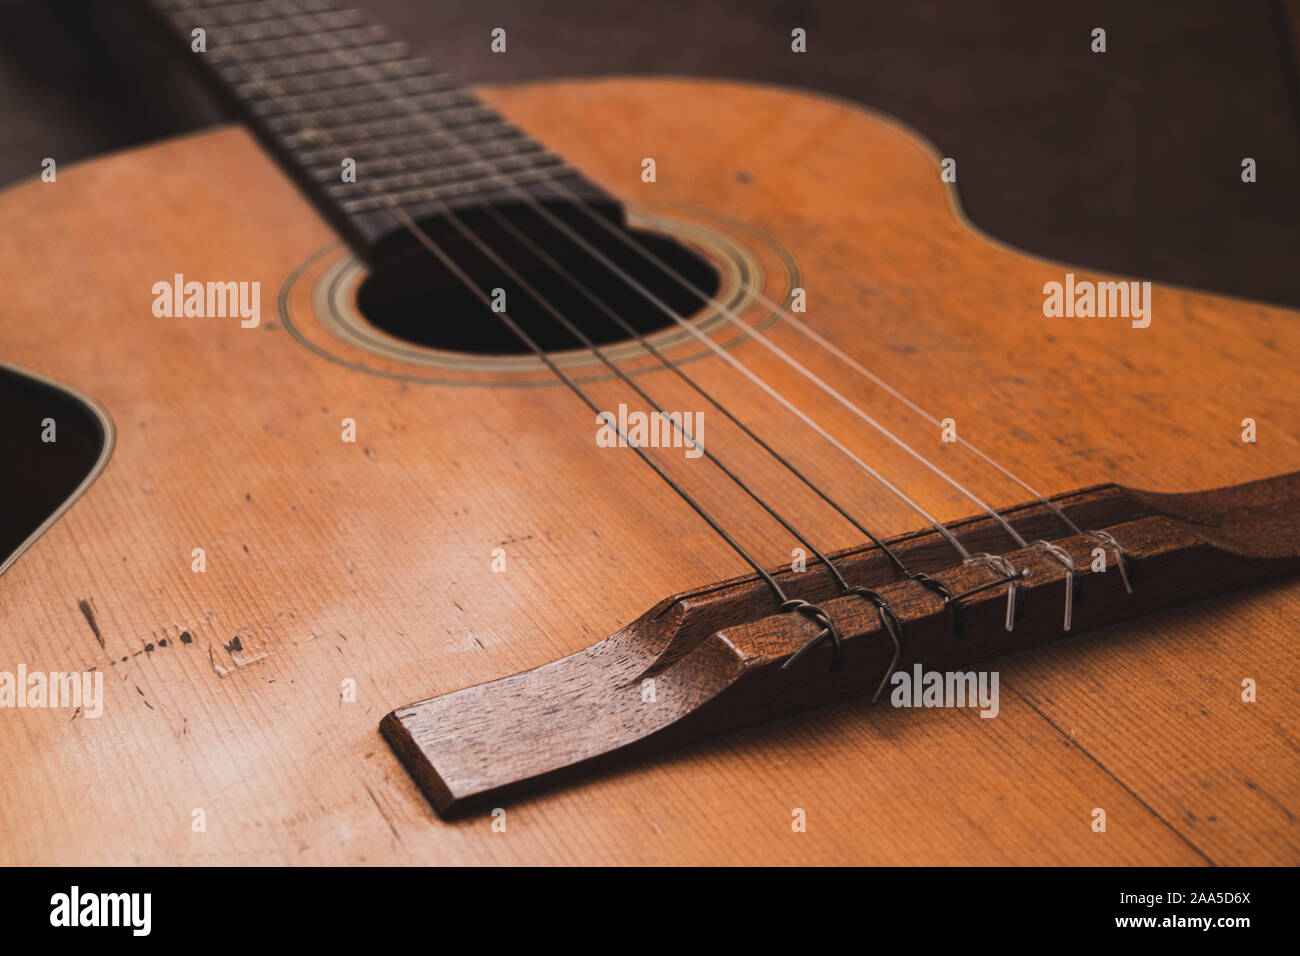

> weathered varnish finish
[0,79,1296,864]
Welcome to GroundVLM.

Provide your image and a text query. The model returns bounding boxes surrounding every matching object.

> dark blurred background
[1,0,1299,306]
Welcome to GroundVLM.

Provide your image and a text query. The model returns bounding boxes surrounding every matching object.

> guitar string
[177,0,1049,635]
[733,293,1085,535]
[419,205,866,596]
[480,203,910,577]
[183,0,882,615]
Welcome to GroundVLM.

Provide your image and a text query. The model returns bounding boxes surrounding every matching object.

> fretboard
[144,0,620,262]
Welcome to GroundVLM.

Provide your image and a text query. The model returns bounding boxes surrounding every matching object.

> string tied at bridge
[911,571,964,635]
[778,599,845,673]
[1032,539,1077,630]
[844,586,904,703]
[776,586,906,705]
[958,554,1028,631]
[1086,529,1133,594]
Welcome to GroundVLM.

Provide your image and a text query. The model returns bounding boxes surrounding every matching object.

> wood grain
[0,78,1295,864]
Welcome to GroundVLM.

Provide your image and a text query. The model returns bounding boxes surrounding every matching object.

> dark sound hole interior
[356,205,721,355]
[0,367,106,568]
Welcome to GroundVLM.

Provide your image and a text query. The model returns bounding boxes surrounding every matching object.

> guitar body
[0,78,1295,865]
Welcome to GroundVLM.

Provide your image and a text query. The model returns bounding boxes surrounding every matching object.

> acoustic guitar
[0,0,1296,866]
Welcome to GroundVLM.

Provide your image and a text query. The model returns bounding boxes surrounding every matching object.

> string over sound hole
[356,203,720,355]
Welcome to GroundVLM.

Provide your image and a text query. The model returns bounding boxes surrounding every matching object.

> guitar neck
[143,0,621,262]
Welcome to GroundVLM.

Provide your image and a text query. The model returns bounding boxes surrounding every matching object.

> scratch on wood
[1245,779,1297,822]
[207,644,230,678]
[362,782,404,845]
[77,599,104,649]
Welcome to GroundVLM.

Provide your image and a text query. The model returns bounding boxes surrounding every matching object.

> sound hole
[356,204,721,355]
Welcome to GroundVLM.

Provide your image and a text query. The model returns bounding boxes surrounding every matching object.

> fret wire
[186,2,321,28]
[335,166,581,214]
[277,107,500,150]
[165,0,342,26]
[321,157,567,203]
[219,19,380,46]
[223,28,385,59]
[259,92,481,132]
[234,58,440,98]
[292,126,531,166]
[237,73,457,100]
[281,107,499,139]
[320,151,564,192]
[209,41,413,77]
[246,80,462,114]
[208,37,411,66]
[225,19,377,44]
[304,139,545,182]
